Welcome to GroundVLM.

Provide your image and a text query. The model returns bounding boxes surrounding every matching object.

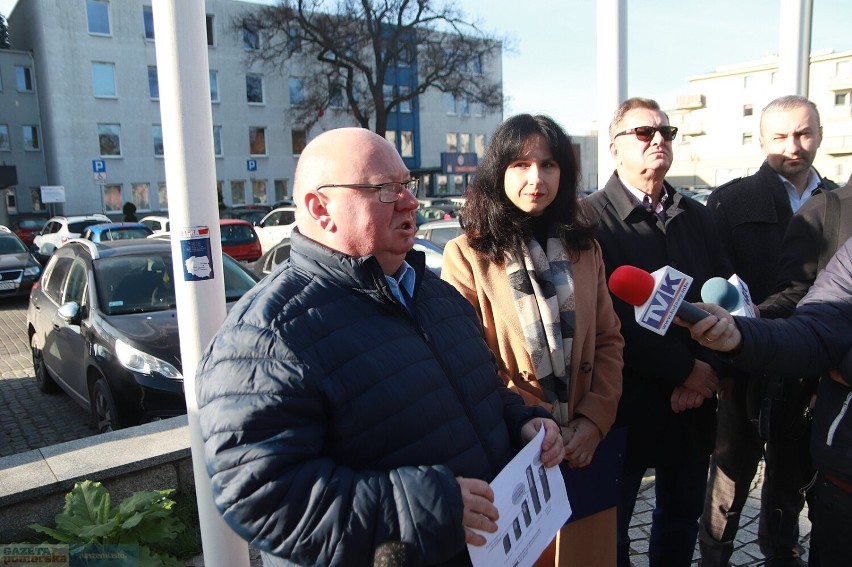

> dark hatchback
[27,239,259,432]
[0,227,43,298]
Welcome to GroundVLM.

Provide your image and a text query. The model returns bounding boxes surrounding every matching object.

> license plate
[0,281,18,290]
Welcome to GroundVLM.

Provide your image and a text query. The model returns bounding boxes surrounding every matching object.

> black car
[27,239,259,432]
[0,227,43,298]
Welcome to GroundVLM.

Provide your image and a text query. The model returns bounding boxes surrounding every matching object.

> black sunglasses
[614,125,678,142]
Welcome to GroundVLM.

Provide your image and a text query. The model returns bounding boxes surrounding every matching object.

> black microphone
[608,265,711,334]
[373,542,423,567]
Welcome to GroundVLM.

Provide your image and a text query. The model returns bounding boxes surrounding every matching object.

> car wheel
[31,334,59,394]
[91,377,121,433]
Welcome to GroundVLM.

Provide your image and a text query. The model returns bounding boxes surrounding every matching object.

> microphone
[700,275,756,317]
[372,542,423,567]
[608,265,711,335]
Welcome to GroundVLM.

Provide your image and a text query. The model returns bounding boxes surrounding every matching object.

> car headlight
[24,265,42,277]
[115,339,182,379]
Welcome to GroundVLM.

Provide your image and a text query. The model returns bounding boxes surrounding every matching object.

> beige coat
[441,235,624,436]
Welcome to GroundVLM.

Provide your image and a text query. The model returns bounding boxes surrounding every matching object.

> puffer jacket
[196,229,548,567]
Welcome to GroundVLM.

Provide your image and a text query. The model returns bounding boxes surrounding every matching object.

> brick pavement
[0,296,812,565]
[0,296,93,457]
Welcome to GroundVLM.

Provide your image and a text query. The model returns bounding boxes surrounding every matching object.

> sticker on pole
[178,226,214,281]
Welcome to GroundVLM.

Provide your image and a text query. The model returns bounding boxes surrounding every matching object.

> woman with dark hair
[442,114,624,566]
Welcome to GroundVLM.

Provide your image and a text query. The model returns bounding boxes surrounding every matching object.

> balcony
[675,94,706,110]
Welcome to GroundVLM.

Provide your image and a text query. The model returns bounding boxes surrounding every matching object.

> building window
[213,126,222,156]
[292,128,306,155]
[743,104,753,117]
[98,123,122,157]
[437,174,448,194]
[385,130,396,149]
[209,70,219,103]
[246,74,264,104]
[397,44,411,67]
[459,133,470,153]
[274,179,288,202]
[31,188,44,211]
[459,96,470,116]
[243,23,260,50]
[835,92,850,106]
[286,26,301,52]
[132,183,150,210]
[153,125,164,156]
[742,132,753,146]
[475,133,485,157]
[0,125,10,151]
[383,84,394,106]
[252,180,267,204]
[157,182,168,209]
[103,184,122,211]
[206,14,215,46]
[743,75,754,89]
[16,66,34,92]
[92,62,116,97]
[400,130,413,158]
[143,6,154,40]
[446,132,458,152]
[444,92,456,114]
[399,86,412,113]
[148,66,159,99]
[473,101,484,117]
[249,127,267,156]
[470,54,483,74]
[86,0,111,35]
[23,126,40,150]
[289,78,304,106]
[231,180,246,205]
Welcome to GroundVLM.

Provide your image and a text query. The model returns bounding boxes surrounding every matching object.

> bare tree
[234,0,503,135]
[0,13,10,49]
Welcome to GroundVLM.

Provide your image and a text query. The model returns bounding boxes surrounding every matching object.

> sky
[2,0,851,135]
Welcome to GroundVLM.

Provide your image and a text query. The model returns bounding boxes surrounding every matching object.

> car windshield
[427,226,462,248]
[221,224,257,245]
[99,228,152,241]
[69,219,108,233]
[19,219,47,230]
[0,235,28,254]
[95,253,257,314]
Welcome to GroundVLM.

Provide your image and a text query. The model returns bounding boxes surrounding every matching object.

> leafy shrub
[30,480,185,567]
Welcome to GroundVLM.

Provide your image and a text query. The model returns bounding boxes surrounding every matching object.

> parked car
[81,222,154,242]
[255,206,297,253]
[27,239,259,432]
[414,219,462,249]
[139,215,170,234]
[220,204,272,225]
[0,226,43,298]
[419,204,460,221]
[219,218,262,262]
[33,214,112,259]
[249,237,444,278]
[9,214,49,247]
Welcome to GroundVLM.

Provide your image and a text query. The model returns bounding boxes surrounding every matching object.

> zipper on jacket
[826,390,852,447]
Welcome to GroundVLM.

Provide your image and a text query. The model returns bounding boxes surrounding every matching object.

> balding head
[292,127,418,274]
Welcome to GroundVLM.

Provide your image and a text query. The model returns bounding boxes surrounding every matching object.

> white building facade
[665,49,852,189]
[3,0,503,217]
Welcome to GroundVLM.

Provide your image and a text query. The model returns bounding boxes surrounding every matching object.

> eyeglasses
[613,125,678,142]
[315,179,419,203]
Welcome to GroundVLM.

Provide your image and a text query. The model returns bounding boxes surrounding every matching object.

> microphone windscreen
[373,542,423,567]
[701,277,741,312]
[608,265,655,306]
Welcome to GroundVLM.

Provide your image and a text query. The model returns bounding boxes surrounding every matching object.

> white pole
[777,0,813,96]
[151,1,250,565]
[596,0,627,190]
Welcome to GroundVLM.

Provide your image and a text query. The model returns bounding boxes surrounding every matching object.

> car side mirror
[39,242,56,257]
[58,302,81,324]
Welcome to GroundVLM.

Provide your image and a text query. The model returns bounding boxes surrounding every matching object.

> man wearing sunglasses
[583,97,732,567]
[195,127,564,566]
[700,95,839,567]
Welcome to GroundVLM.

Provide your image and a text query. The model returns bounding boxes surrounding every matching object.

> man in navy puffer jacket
[196,127,564,566]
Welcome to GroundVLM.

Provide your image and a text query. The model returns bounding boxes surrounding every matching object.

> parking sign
[92,159,106,173]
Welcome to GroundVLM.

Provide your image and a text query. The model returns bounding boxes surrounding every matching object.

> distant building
[1,0,503,217]
[666,49,852,189]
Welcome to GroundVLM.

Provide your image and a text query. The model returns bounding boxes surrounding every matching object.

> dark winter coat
[583,174,732,466]
[196,229,548,567]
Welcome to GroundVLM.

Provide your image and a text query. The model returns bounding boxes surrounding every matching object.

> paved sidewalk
[0,297,811,565]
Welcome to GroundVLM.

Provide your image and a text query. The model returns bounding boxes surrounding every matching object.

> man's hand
[674,302,743,353]
[562,416,602,468]
[521,418,565,468]
[671,385,706,412]
[457,477,498,546]
[682,359,719,398]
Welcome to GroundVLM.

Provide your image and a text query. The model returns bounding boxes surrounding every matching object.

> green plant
[30,480,186,567]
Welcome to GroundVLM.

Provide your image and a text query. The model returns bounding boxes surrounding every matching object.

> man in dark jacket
[583,97,731,567]
[195,127,564,567]
[702,95,838,566]
[680,235,852,567]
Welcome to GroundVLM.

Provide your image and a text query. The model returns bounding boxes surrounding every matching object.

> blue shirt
[385,261,416,312]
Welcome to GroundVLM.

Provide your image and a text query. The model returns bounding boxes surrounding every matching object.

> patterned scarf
[506,235,576,424]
